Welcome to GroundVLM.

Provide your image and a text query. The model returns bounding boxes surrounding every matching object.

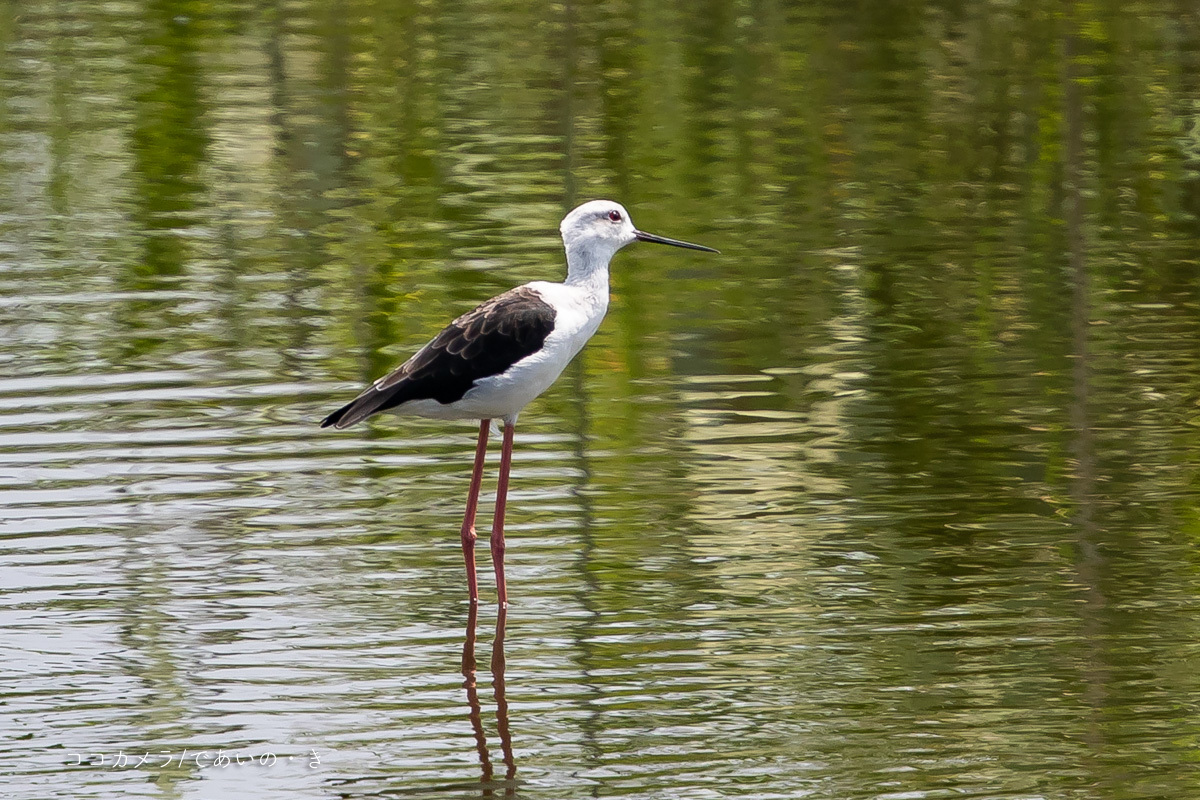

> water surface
[4,2,1200,798]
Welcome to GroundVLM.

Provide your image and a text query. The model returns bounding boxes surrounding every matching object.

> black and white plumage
[320,199,717,606]
[321,287,557,429]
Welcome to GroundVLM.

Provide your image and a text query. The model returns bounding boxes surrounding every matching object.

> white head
[558,199,717,278]
[560,200,638,258]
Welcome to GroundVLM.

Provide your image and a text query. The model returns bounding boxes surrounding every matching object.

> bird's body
[446,278,608,421]
[321,199,716,606]
[324,278,608,427]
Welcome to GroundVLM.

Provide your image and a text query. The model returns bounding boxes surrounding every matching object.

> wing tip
[320,402,354,429]
[320,386,399,430]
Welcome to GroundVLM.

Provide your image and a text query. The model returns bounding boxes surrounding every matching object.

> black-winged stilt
[321,200,717,606]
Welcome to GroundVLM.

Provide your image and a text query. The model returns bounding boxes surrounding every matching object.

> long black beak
[634,230,719,253]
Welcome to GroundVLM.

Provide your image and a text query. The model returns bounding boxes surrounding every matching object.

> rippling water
[5,1,1200,798]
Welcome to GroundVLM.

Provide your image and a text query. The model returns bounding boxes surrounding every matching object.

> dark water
[4,1,1200,798]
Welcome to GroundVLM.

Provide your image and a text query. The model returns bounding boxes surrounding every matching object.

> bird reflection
[461,604,515,794]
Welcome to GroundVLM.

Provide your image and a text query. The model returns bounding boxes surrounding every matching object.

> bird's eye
[607,210,622,222]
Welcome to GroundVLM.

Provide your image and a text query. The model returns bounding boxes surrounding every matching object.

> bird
[320,199,717,606]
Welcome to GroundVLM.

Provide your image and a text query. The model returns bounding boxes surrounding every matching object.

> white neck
[563,242,613,293]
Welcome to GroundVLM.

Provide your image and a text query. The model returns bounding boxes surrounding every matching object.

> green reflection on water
[3,1,1200,799]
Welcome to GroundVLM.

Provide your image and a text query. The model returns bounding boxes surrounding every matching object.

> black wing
[321,286,557,429]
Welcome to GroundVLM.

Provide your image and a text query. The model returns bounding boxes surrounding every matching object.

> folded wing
[321,287,557,429]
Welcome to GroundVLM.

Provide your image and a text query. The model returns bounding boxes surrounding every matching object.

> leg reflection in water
[461,604,515,794]
[490,606,514,784]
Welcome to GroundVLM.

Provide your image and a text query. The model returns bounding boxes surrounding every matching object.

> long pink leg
[461,419,490,605]
[490,422,515,607]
